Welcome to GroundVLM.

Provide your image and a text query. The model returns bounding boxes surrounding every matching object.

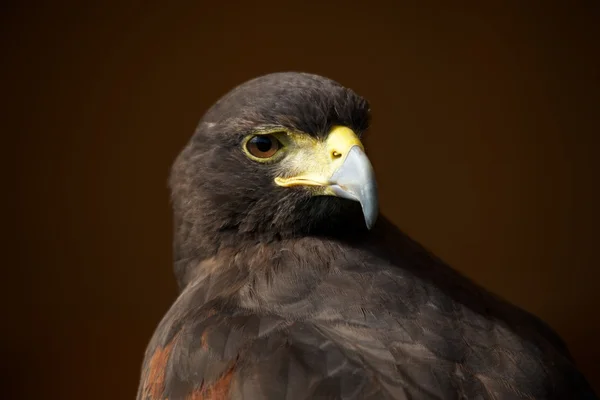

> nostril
[331,150,342,159]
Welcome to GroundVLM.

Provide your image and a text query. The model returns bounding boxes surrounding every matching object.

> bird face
[241,125,378,229]
[170,72,378,247]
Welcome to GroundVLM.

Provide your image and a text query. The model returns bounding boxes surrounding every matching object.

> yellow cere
[274,126,364,190]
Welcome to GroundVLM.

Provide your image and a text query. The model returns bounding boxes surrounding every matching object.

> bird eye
[245,134,281,159]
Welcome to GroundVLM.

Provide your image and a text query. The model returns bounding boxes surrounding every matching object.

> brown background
[4,1,599,399]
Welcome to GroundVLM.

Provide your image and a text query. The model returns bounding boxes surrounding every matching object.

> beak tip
[365,219,375,230]
[362,196,379,230]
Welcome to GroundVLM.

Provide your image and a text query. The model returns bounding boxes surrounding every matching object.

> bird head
[170,72,379,266]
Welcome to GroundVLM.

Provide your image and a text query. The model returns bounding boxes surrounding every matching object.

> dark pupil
[253,136,272,152]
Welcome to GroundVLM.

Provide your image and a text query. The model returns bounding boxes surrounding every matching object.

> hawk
[137,72,596,399]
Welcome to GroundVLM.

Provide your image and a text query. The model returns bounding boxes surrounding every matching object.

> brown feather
[141,336,178,399]
[185,367,235,400]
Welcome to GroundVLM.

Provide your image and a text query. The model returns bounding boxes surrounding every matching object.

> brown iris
[246,134,281,159]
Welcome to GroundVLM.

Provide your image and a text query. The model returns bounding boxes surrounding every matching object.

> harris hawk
[137,72,596,399]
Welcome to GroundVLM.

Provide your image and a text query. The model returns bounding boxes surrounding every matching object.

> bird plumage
[138,72,596,399]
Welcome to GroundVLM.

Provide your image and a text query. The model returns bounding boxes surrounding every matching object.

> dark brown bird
[137,72,596,399]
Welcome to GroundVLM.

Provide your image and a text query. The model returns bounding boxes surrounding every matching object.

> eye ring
[245,134,282,159]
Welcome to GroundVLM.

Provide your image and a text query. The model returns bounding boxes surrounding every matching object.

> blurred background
[3,1,599,398]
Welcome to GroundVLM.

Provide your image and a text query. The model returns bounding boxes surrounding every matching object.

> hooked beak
[328,145,379,229]
[274,126,379,229]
